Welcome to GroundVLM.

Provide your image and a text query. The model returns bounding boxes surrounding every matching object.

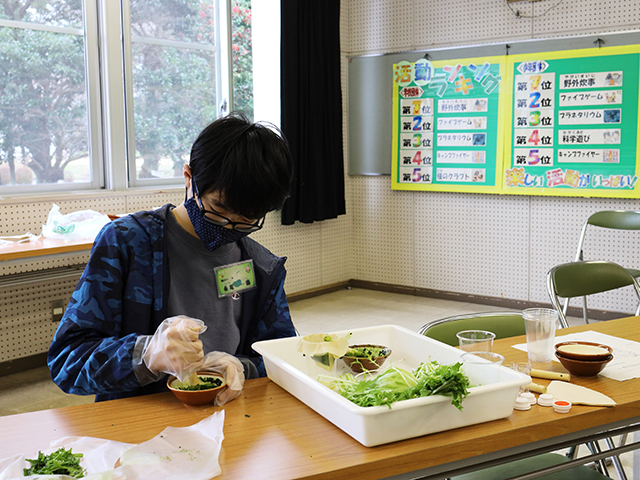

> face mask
[184,197,249,251]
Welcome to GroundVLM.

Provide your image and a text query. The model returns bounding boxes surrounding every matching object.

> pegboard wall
[344,0,640,314]
[0,272,80,362]
[2,0,640,368]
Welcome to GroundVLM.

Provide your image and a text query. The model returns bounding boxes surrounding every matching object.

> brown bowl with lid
[554,341,613,361]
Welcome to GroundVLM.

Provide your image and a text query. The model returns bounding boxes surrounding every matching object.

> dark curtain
[280,0,346,225]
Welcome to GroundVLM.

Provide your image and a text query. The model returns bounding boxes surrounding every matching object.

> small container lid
[514,396,531,411]
[521,392,536,405]
[553,400,572,413]
[538,393,554,407]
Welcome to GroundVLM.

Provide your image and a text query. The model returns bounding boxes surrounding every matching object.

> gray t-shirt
[165,209,243,354]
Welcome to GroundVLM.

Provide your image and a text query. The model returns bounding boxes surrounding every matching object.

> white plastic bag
[41,204,110,242]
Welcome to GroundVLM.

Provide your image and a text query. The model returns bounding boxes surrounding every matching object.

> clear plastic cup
[522,308,558,364]
[456,330,496,352]
[461,351,505,384]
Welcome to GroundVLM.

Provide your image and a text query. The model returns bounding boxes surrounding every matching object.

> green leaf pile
[23,447,85,478]
[321,361,471,410]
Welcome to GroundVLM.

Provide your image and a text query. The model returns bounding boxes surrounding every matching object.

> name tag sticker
[214,260,257,298]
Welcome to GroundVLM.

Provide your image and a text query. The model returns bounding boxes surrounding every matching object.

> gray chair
[418,311,525,346]
[548,260,640,329]
[568,210,640,322]
[420,311,617,480]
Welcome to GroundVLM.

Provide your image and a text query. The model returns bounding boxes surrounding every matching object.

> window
[0,0,253,192]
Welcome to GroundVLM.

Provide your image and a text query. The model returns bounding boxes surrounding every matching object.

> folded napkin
[546,381,616,406]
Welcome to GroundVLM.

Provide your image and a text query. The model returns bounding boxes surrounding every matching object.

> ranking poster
[503,45,640,197]
[391,56,507,193]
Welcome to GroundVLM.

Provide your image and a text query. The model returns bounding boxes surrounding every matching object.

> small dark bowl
[342,344,391,373]
[167,372,226,406]
[554,341,613,361]
[555,351,613,377]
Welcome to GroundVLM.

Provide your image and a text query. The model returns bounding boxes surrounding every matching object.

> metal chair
[418,311,525,346]
[569,211,640,323]
[419,312,613,480]
[548,260,640,329]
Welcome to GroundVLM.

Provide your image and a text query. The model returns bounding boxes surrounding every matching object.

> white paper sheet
[512,330,640,381]
[0,411,224,480]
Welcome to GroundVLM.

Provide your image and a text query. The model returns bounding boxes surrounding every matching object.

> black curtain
[280,0,346,225]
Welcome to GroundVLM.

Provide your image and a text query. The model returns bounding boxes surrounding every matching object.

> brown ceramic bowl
[167,372,226,406]
[555,351,613,377]
[554,341,613,361]
[342,344,391,373]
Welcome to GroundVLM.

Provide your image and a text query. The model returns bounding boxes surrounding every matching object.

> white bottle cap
[538,393,554,407]
[553,400,572,413]
[521,392,536,405]
[514,396,531,411]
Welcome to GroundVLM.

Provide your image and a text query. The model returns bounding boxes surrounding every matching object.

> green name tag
[214,260,256,298]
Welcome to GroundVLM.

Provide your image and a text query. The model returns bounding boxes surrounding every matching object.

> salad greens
[321,361,471,410]
[24,447,85,478]
[345,345,390,359]
[173,376,223,391]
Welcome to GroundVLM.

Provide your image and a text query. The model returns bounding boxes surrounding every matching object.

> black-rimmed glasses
[192,182,264,233]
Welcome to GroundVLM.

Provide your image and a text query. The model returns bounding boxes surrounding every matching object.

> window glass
[129,0,219,181]
[0,1,89,187]
[231,0,253,120]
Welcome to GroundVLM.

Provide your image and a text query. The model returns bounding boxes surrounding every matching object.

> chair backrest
[576,210,640,261]
[587,210,640,230]
[547,260,640,327]
[418,311,525,347]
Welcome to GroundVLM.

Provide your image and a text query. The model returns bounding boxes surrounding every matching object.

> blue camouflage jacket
[47,205,295,401]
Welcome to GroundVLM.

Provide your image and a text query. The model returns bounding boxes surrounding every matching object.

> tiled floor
[0,287,636,477]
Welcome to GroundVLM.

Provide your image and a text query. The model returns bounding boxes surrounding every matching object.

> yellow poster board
[391,55,507,193]
[391,45,640,198]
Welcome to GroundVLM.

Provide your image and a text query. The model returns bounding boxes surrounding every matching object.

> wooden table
[1,317,640,479]
[0,237,92,261]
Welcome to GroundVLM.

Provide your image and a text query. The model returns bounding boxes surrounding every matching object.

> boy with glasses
[48,113,295,404]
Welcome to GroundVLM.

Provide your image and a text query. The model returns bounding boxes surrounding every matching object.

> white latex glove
[142,316,207,382]
[200,352,245,406]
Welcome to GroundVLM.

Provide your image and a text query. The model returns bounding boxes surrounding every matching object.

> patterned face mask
[184,197,250,251]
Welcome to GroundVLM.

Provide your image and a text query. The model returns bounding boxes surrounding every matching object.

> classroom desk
[1,317,640,479]
[0,237,92,261]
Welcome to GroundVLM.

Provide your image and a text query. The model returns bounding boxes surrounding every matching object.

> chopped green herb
[323,335,332,342]
[23,447,85,478]
[320,361,471,410]
[345,346,390,360]
[173,376,223,391]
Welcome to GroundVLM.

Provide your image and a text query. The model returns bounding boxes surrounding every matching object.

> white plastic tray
[253,325,530,447]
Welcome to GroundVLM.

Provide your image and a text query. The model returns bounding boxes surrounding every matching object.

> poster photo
[391,55,507,193]
[502,45,640,197]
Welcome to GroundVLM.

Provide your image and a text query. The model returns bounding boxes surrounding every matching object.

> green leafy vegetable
[344,346,390,359]
[23,447,85,478]
[321,361,471,410]
[173,376,223,391]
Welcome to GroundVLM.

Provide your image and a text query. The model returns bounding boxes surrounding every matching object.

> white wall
[3,0,640,365]
[343,0,640,313]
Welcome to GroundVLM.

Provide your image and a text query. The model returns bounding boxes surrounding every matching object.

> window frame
[0,3,103,194]
[0,0,234,194]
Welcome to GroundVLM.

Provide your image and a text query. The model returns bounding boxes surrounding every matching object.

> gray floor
[0,287,635,478]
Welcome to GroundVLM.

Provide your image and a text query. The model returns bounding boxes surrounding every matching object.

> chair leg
[586,441,610,475]
[604,436,628,480]
[582,295,590,324]
[565,445,579,459]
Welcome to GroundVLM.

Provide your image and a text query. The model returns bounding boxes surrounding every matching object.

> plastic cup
[456,330,496,352]
[510,361,532,393]
[461,351,505,366]
[522,308,558,364]
[461,351,505,384]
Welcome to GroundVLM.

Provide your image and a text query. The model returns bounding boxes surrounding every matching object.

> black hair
[189,112,294,219]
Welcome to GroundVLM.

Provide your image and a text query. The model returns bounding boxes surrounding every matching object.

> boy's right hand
[142,316,206,378]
